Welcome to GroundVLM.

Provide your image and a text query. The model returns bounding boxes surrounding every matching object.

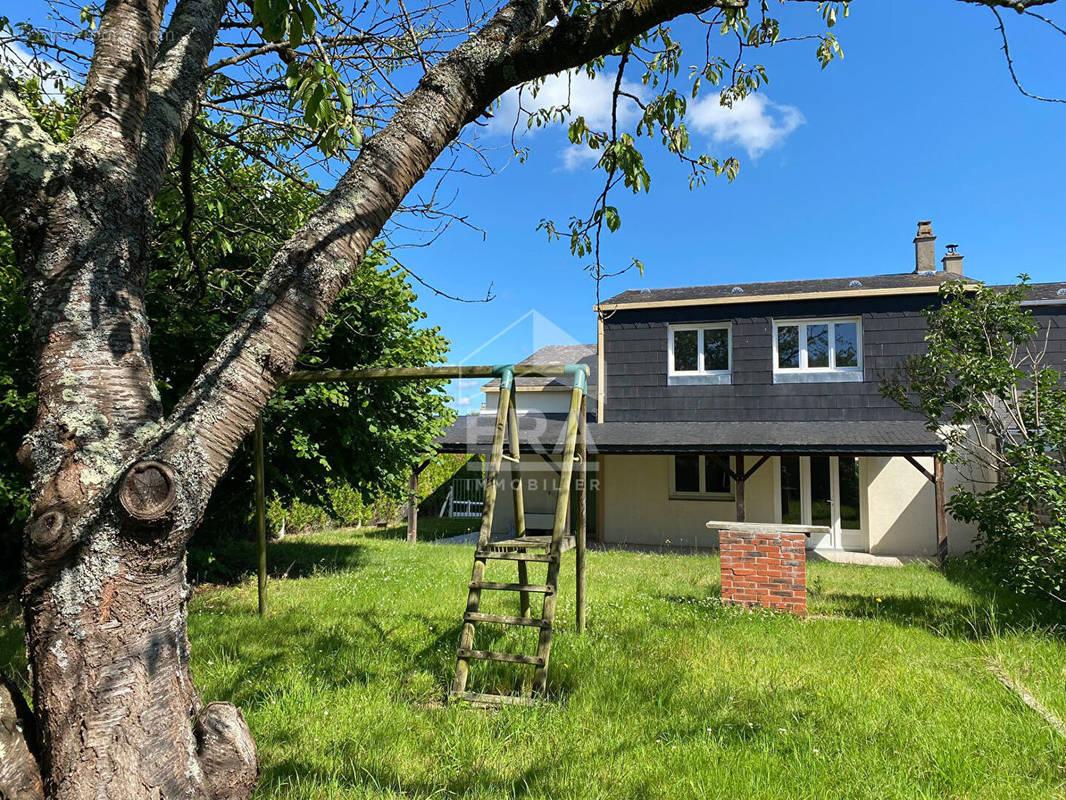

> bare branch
[152,0,737,527]
[990,6,1066,103]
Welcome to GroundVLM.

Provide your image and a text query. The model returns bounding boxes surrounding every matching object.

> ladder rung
[452,691,538,708]
[469,581,553,594]
[502,454,520,463]
[457,648,545,666]
[475,551,555,562]
[465,612,550,628]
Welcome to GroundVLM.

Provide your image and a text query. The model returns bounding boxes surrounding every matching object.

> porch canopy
[437,417,950,563]
[437,418,946,457]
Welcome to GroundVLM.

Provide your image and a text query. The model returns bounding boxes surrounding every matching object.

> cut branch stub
[119,460,178,523]
[27,507,66,550]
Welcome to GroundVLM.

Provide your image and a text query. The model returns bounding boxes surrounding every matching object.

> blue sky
[395,0,1066,391]
[10,0,1066,406]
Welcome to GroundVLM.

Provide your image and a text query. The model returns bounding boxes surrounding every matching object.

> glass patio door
[777,456,865,551]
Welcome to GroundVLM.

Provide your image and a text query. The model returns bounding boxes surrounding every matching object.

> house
[438,222,1066,557]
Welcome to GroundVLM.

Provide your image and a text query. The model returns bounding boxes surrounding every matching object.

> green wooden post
[452,367,513,697]
[506,384,530,618]
[576,393,587,634]
[532,374,584,692]
[254,416,267,617]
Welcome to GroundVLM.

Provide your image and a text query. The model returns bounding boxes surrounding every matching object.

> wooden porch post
[735,453,746,523]
[934,456,948,567]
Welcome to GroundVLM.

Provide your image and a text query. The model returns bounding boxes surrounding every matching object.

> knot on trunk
[119,460,178,524]
[0,676,43,800]
[194,702,259,800]
[27,506,67,551]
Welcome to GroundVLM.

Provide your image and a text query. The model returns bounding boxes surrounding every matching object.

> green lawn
[2,530,1065,799]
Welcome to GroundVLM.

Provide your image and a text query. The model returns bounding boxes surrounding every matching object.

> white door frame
[773,456,867,551]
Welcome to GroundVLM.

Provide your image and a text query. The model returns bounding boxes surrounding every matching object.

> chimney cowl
[913,220,936,273]
[942,244,964,276]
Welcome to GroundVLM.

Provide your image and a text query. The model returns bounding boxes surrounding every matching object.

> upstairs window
[773,318,862,382]
[668,324,731,384]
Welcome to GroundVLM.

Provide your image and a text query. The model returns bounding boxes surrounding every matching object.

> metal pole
[254,415,267,617]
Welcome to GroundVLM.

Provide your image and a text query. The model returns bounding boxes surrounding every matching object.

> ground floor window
[777,455,864,550]
[671,455,732,498]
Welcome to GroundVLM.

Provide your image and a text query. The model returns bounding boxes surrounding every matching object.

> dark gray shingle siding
[603,294,1066,423]
[604,294,934,423]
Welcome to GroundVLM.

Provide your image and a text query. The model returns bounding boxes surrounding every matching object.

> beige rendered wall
[863,456,979,556]
[599,455,776,548]
[480,388,575,416]
[596,454,981,556]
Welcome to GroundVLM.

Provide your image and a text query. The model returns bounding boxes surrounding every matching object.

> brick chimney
[914,220,936,273]
[942,243,964,276]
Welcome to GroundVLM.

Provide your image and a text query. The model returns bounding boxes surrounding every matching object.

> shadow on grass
[188,536,371,585]
[360,517,479,543]
[657,574,1064,642]
[940,557,1065,633]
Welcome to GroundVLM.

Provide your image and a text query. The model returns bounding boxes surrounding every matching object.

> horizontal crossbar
[469,581,553,594]
[286,364,589,384]
[464,612,550,628]
[475,551,556,563]
[451,691,539,707]
[456,648,545,666]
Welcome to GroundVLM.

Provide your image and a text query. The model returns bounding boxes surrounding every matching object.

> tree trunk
[23,544,257,800]
[0,0,725,795]
[12,174,258,798]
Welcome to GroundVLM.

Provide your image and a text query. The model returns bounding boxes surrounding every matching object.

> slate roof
[1017,282,1066,302]
[600,271,973,308]
[481,344,598,391]
[436,418,944,456]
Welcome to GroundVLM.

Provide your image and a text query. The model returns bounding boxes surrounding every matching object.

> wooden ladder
[449,364,587,707]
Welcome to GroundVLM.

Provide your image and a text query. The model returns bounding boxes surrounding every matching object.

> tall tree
[0,0,1059,797]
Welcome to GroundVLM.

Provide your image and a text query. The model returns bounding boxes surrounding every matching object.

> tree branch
[990,6,1066,103]
[144,0,746,538]
[0,68,62,226]
[137,0,228,196]
[72,0,166,157]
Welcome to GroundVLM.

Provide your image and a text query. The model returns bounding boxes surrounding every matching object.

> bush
[328,482,369,528]
[883,278,1066,606]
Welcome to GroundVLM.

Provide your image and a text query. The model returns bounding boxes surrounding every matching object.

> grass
[2,529,1065,799]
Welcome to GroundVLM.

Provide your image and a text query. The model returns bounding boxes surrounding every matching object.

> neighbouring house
[438,222,1066,557]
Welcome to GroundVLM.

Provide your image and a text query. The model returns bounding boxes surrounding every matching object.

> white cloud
[686,93,804,159]
[0,43,68,100]
[486,69,804,167]
[487,69,645,170]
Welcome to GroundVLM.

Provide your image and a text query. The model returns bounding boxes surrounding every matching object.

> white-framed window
[670,455,733,499]
[772,317,862,383]
[667,323,731,385]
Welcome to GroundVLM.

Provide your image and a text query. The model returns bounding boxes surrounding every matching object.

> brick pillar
[719,530,806,615]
